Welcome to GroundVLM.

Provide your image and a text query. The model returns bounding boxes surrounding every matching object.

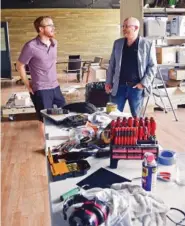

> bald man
[105,17,157,117]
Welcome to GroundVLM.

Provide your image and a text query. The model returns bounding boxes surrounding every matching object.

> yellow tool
[48,150,80,176]
[48,150,69,176]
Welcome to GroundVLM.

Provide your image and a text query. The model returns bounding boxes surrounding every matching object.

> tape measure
[106,102,117,114]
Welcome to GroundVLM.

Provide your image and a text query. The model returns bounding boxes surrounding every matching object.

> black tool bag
[85,82,110,108]
[61,114,88,127]
[63,102,97,114]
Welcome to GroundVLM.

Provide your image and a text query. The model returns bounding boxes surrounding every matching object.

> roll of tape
[158,150,176,165]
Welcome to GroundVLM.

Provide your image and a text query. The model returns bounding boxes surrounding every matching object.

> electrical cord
[167,208,185,226]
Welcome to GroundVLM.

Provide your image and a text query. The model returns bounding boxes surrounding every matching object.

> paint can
[106,102,117,114]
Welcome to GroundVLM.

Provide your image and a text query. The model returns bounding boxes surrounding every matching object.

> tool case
[47,149,91,182]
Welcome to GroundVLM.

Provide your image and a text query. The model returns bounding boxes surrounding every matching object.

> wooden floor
[1,79,185,226]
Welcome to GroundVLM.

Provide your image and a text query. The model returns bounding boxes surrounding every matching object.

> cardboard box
[14,92,33,106]
[166,79,181,87]
[177,47,185,64]
[144,17,168,37]
[168,69,185,81]
[62,88,81,103]
[156,47,176,64]
[153,87,185,109]
[159,67,173,81]
[89,66,106,82]
[171,16,185,37]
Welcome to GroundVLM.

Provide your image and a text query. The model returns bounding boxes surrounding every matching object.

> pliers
[157,172,171,182]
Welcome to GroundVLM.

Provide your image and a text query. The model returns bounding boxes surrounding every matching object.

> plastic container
[168,0,176,8]
[176,152,185,186]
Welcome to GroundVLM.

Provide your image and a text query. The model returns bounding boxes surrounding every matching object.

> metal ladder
[143,66,178,121]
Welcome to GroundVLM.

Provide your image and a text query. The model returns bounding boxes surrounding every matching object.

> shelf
[147,36,185,40]
[158,64,185,67]
[166,36,185,40]
[144,8,185,14]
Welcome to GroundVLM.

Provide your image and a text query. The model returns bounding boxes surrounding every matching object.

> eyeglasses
[121,25,136,29]
[42,24,55,28]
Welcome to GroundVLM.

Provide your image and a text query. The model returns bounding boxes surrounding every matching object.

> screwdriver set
[110,117,159,168]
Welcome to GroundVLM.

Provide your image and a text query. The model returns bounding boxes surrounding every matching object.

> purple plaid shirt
[18,36,59,92]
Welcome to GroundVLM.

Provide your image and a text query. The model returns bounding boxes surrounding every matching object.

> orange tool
[150,117,156,137]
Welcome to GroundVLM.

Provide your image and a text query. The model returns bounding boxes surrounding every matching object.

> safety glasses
[167,208,185,226]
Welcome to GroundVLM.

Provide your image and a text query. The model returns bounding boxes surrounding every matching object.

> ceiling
[2,0,120,9]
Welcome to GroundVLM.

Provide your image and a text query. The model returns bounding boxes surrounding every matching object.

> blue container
[158,150,176,166]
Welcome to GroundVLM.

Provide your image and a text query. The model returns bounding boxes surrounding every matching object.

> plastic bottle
[142,152,157,191]
[168,0,176,8]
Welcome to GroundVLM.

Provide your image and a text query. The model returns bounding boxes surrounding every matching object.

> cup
[176,152,185,186]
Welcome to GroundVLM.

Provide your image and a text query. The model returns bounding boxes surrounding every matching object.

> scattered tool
[132,172,171,182]
[157,172,171,182]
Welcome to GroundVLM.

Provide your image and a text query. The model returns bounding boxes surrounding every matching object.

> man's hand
[26,81,34,95]
[16,61,34,95]
[133,83,144,90]
[105,84,112,94]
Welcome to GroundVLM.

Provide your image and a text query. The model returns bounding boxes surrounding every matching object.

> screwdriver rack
[109,117,159,169]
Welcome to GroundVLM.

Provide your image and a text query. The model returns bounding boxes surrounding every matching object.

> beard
[44,30,55,38]
[123,32,129,38]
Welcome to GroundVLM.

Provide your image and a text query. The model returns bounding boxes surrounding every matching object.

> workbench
[1,86,83,121]
[43,117,185,226]
[1,92,35,121]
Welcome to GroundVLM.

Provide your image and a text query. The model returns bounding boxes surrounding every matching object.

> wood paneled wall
[120,0,143,35]
[1,9,120,72]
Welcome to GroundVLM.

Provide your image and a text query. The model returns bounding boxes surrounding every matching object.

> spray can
[142,152,157,192]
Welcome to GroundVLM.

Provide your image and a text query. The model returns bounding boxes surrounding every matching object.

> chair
[14,63,31,85]
[82,56,103,83]
[63,55,82,83]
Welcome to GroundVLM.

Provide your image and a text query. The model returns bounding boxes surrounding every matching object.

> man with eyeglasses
[17,16,66,144]
[105,17,157,117]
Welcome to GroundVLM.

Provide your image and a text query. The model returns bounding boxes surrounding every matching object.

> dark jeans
[111,84,144,117]
[30,86,66,121]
